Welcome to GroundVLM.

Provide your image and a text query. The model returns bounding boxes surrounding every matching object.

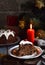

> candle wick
[30,24,32,29]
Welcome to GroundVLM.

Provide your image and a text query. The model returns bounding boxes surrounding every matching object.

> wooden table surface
[0,54,43,65]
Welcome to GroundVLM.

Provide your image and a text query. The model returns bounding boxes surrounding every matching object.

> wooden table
[0,51,45,65]
[0,55,41,65]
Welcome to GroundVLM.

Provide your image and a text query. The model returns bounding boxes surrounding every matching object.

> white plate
[8,45,43,59]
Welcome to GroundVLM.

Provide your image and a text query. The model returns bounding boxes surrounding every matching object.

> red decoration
[7,16,18,26]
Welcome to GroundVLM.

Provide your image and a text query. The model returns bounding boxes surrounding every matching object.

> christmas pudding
[11,40,39,56]
[0,29,16,44]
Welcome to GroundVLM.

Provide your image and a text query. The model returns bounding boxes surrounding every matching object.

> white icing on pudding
[0,29,15,40]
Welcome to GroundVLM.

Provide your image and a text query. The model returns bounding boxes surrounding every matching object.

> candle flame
[30,24,32,29]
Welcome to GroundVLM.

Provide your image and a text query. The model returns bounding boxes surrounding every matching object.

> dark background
[0,0,45,27]
[0,0,30,27]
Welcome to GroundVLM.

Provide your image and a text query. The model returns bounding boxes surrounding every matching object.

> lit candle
[27,24,35,43]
